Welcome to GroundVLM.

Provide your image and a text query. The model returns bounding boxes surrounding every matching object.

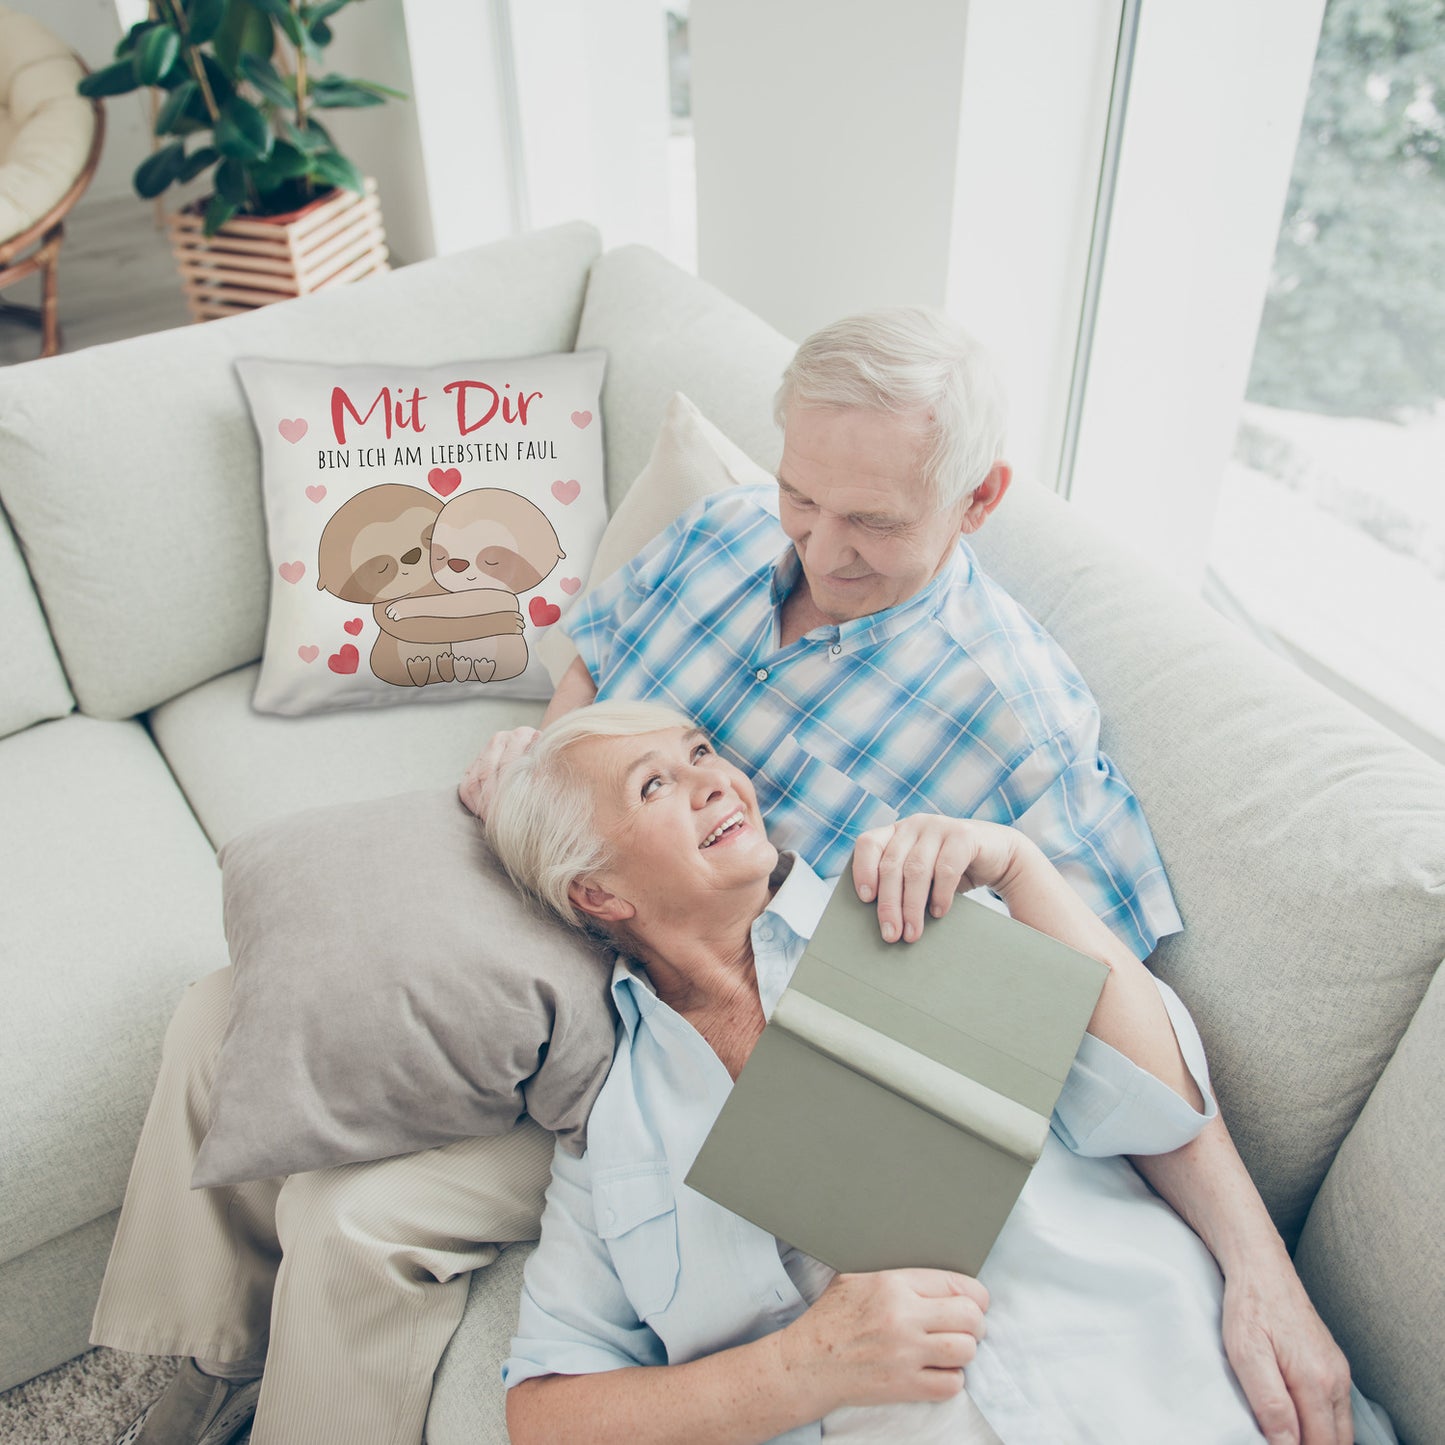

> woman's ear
[567,879,635,924]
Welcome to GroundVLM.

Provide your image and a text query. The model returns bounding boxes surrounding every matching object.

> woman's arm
[509,1269,987,1445]
[851,815,1202,1108]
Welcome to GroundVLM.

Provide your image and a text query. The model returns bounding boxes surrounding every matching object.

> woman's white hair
[774,307,1008,511]
[487,699,696,931]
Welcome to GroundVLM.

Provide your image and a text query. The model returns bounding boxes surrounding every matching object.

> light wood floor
[0,194,193,367]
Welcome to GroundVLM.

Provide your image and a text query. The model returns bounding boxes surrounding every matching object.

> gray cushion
[194,790,617,1187]
[0,502,71,739]
[0,222,602,721]
[149,662,544,850]
[576,244,794,511]
[0,715,226,1266]
[969,479,1445,1244]
[1295,959,1445,1445]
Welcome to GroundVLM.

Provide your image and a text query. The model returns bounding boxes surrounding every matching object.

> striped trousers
[91,968,554,1445]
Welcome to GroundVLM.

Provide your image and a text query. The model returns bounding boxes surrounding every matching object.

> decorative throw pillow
[237,350,607,716]
[192,788,618,1188]
[537,391,775,683]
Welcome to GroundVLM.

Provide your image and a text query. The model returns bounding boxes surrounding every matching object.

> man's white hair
[774,307,1008,511]
[487,700,696,930]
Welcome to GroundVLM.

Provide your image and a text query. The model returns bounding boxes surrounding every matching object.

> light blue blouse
[504,858,1270,1443]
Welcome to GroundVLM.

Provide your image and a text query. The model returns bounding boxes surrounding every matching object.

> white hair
[774,308,1008,510]
[486,700,696,931]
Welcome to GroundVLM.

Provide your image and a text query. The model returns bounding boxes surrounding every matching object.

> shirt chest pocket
[593,1164,681,1322]
[758,731,898,864]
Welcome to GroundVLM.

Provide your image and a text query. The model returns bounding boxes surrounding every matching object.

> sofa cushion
[236,350,608,715]
[1295,958,1445,1445]
[968,479,1445,1244]
[575,245,795,511]
[0,715,227,1267]
[148,663,542,850]
[0,502,71,739]
[0,221,602,721]
[195,790,615,1187]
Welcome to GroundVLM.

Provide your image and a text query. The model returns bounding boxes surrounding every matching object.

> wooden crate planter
[166,179,389,322]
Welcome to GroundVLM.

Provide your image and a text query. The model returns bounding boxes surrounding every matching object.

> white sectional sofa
[1,222,1441,1443]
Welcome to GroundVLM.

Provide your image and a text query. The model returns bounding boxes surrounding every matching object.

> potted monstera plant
[79,0,403,319]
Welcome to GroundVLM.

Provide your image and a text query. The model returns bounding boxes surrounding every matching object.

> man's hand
[1221,1262,1353,1445]
[458,726,539,821]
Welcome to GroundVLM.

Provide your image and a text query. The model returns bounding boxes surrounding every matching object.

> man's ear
[567,879,635,924]
[958,462,1012,536]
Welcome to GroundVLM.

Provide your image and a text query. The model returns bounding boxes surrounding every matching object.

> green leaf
[134,25,182,86]
[215,156,250,204]
[80,59,143,98]
[239,52,295,107]
[308,18,332,47]
[186,0,227,47]
[215,95,274,160]
[214,0,274,75]
[247,0,306,45]
[309,75,384,108]
[309,148,363,194]
[302,0,351,23]
[281,115,332,153]
[199,53,236,107]
[203,193,239,236]
[349,78,408,101]
[263,139,312,178]
[154,79,197,135]
[178,145,220,182]
[133,142,186,199]
[115,20,156,59]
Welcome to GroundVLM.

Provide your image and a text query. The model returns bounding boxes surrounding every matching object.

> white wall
[690,0,973,342]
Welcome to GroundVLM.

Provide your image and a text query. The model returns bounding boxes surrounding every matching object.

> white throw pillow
[537,391,776,683]
[238,351,607,715]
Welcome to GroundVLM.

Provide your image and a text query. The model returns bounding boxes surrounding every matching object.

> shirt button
[830,644,842,656]
[755,668,769,681]
[756,924,774,943]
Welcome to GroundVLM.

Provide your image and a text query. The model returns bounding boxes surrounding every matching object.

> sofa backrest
[969,478,1445,1245]
[0,501,71,738]
[0,222,602,721]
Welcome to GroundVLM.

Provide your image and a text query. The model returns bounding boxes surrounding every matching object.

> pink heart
[560,576,581,595]
[279,418,308,444]
[529,596,561,627]
[298,644,319,663]
[550,479,581,506]
[344,617,363,636]
[428,466,462,497]
[570,410,593,429]
[279,560,306,584]
[328,644,359,675]
[306,484,327,503]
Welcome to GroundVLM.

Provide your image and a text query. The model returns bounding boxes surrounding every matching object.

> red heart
[328,644,359,674]
[428,466,462,497]
[344,617,363,636]
[550,478,581,505]
[279,560,305,584]
[298,644,319,663]
[529,597,561,627]
[279,418,308,444]
[570,410,593,429]
[560,576,581,595]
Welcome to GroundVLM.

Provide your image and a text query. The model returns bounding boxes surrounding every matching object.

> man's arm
[1131,1120,1353,1445]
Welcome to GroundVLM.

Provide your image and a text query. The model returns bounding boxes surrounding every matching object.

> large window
[1206,0,1445,757]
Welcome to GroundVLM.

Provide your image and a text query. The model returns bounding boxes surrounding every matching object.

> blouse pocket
[593,1163,681,1321]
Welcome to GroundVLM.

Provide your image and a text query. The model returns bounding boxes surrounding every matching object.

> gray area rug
[0,1350,219,1445]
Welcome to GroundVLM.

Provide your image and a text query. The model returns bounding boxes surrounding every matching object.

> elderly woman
[485,700,1301,1445]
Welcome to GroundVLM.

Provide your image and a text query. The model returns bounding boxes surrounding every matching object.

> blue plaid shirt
[567,485,1181,959]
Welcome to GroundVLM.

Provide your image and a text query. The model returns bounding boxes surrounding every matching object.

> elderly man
[95,310,1350,1445]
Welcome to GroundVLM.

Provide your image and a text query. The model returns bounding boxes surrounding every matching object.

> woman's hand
[779,1269,989,1411]
[459,726,539,820]
[852,815,1030,943]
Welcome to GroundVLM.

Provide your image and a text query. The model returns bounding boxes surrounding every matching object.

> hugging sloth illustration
[316,483,562,687]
